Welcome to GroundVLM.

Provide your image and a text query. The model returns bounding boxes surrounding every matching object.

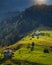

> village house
[4,48,14,59]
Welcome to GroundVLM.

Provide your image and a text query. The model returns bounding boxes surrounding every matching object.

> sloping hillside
[0,5,52,47]
[0,30,52,65]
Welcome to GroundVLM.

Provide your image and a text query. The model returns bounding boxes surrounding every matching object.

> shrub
[32,34,34,38]
[50,46,52,48]
[44,48,49,53]
[37,36,39,39]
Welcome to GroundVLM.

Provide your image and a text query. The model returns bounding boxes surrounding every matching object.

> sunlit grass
[12,30,52,65]
[13,46,52,65]
[0,30,52,65]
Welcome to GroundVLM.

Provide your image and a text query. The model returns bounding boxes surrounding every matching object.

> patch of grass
[10,30,52,65]
[13,44,52,65]
[0,30,52,65]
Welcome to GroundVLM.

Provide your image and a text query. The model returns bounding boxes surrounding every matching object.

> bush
[50,46,52,48]
[37,36,39,39]
[32,42,35,47]
[44,48,49,53]
[32,34,34,38]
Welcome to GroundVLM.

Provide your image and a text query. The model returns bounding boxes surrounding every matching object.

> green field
[0,30,52,65]
[13,45,52,65]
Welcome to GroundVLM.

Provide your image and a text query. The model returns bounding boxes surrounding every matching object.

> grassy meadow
[0,30,52,65]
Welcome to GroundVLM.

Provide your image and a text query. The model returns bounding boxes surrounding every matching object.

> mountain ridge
[0,5,52,47]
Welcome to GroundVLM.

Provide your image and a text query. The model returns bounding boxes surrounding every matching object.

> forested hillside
[0,5,52,47]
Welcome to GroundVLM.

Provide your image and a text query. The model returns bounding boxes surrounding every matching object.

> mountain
[4,11,20,19]
[0,11,20,21]
[0,5,52,47]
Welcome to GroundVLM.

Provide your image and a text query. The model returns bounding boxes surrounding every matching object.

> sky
[0,0,52,20]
